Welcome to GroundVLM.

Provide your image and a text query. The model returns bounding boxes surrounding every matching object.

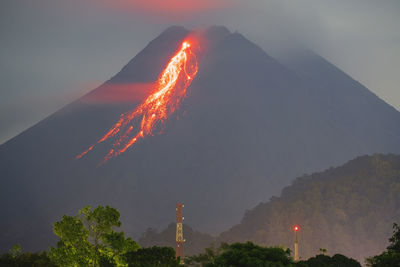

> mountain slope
[274,46,400,152]
[0,26,399,252]
[218,154,400,261]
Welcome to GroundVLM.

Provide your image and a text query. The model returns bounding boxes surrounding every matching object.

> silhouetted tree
[124,246,180,267]
[185,242,229,266]
[185,242,293,267]
[0,245,55,267]
[366,223,400,267]
[298,253,361,267]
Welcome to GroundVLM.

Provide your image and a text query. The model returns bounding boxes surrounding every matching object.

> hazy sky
[1,0,399,144]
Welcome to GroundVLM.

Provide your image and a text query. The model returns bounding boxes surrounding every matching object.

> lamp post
[294,225,299,261]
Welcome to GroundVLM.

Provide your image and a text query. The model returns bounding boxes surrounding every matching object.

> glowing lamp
[293,225,300,261]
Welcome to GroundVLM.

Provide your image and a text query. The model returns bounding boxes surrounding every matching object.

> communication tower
[176,203,185,264]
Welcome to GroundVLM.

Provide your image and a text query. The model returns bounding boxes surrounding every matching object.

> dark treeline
[185,241,362,267]
[0,205,399,266]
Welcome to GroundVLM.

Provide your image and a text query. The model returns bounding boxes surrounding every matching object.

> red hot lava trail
[77,40,199,164]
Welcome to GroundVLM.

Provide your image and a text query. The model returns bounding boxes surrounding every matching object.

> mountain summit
[0,26,399,251]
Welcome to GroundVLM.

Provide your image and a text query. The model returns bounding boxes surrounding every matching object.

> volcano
[1,26,399,251]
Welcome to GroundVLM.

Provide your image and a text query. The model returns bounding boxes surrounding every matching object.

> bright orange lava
[77,40,199,164]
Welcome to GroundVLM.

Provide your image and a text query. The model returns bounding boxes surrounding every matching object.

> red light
[294,226,299,232]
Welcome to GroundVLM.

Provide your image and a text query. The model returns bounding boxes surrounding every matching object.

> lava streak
[77,40,198,164]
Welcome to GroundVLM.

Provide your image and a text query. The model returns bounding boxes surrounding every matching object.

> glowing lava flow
[77,40,198,164]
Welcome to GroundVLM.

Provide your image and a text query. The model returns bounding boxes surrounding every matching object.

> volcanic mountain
[0,26,399,251]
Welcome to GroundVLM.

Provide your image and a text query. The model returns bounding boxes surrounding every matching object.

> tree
[387,223,400,253]
[49,205,139,266]
[124,246,180,267]
[298,254,361,267]
[186,242,294,267]
[366,223,400,267]
[185,243,229,266]
[10,244,22,258]
[0,245,55,267]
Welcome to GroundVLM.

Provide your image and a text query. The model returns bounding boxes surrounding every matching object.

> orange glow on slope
[77,40,199,164]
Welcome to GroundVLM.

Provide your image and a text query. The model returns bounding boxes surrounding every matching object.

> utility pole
[294,225,299,261]
[176,203,185,264]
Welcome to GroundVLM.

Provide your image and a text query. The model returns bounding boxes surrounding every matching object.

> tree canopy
[185,242,294,267]
[49,205,140,266]
[185,241,363,267]
[297,254,361,267]
[0,251,56,267]
[124,246,180,267]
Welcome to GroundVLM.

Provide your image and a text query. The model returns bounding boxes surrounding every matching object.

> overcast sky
[1,0,399,144]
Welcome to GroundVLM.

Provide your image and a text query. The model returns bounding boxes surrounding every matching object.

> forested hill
[218,154,400,262]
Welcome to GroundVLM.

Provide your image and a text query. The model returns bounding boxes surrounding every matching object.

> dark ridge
[108,26,190,84]
[159,25,188,37]
[205,25,231,39]
[201,25,232,50]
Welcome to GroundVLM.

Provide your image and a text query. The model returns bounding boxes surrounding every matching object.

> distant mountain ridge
[0,26,399,252]
[217,154,400,262]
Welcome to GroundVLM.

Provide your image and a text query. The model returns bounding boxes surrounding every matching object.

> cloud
[94,0,234,18]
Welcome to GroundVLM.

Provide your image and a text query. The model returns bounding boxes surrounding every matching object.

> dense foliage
[185,242,294,267]
[124,246,180,267]
[218,154,400,261]
[185,242,361,267]
[0,245,180,267]
[0,251,56,267]
[48,206,140,266]
[297,254,361,267]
